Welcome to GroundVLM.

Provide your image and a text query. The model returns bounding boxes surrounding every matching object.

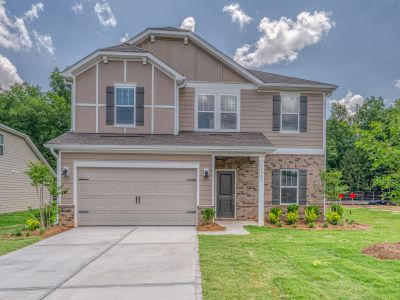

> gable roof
[127,27,337,93]
[0,124,54,174]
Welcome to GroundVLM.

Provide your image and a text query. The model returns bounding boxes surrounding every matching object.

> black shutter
[272,169,280,205]
[273,95,281,131]
[136,87,144,126]
[106,86,114,125]
[299,95,307,132]
[299,170,307,205]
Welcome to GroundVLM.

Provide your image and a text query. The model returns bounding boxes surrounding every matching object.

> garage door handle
[135,196,138,204]
[186,210,196,213]
[138,196,141,204]
[79,210,89,214]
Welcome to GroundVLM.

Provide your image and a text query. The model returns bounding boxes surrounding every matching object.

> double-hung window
[0,134,3,156]
[280,169,298,204]
[115,87,135,126]
[197,92,239,131]
[281,94,299,131]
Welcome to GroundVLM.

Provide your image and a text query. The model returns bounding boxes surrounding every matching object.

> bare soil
[197,223,226,231]
[363,242,400,260]
[265,221,369,231]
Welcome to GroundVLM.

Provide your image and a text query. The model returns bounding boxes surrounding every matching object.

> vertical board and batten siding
[60,153,212,207]
[240,90,324,148]
[74,60,175,134]
[0,130,49,213]
[140,38,250,83]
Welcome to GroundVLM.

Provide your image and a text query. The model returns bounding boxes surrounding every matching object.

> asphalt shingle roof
[46,131,273,148]
[100,43,146,53]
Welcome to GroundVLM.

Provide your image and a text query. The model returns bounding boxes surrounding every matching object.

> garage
[76,167,198,226]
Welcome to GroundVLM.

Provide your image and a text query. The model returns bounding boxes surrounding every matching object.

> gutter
[49,147,60,225]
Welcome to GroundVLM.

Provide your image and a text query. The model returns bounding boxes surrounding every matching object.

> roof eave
[257,83,338,94]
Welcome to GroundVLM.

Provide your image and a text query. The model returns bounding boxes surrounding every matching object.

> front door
[217,171,235,218]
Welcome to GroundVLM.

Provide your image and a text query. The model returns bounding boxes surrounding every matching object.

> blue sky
[1,0,399,111]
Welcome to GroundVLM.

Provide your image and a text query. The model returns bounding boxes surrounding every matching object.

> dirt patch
[363,242,400,260]
[265,221,369,231]
[197,223,226,231]
[41,226,71,238]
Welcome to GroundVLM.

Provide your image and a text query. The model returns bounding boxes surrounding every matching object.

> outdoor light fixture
[203,168,209,177]
[62,166,69,177]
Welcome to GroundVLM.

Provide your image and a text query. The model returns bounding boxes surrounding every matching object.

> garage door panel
[77,167,197,226]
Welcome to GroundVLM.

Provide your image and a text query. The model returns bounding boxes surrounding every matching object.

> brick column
[258,155,265,226]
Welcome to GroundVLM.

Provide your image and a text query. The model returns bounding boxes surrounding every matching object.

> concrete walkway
[0,227,201,300]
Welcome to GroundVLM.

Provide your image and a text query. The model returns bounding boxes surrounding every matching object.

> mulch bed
[197,223,226,231]
[5,226,71,239]
[41,226,72,238]
[363,242,400,260]
[265,221,369,231]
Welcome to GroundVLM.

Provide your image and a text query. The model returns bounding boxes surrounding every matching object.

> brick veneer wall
[59,204,74,227]
[215,157,258,221]
[264,154,325,219]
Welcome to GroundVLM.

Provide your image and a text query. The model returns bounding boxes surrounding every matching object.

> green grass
[198,208,400,299]
[0,210,40,256]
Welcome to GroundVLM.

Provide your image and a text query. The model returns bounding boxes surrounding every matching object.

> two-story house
[45,27,337,227]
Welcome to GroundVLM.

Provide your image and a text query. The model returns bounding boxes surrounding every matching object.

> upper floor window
[196,91,239,131]
[0,134,3,156]
[281,94,299,132]
[115,87,135,126]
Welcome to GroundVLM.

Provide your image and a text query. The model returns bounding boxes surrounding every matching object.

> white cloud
[120,33,129,43]
[234,11,334,68]
[23,2,44,21]
[331,91,364,115]
[394,79,400,90]
[180,17,195,32]
[223,3,253,29]
[0,54,22,90]
[94,1,117,28]
[32,30,54,55]
[71,2,83,15]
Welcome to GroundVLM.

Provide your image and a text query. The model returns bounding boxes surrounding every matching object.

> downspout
[50,147,60,225]
[175,77,186,135]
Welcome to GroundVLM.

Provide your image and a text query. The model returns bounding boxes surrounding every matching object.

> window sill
[113,124,136,128]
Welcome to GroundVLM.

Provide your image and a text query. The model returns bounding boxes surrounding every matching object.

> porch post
[258,155,265,226]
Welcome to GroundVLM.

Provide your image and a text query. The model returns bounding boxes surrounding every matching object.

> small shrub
[12,229,22,237]
[348,219,355,225]
[305,205,320,216]
[292,224,297,228]
[201,208,216,224]
[323,221,329,228]
[287,204,299,213]
[269,207,282,225]
[305,211,318,224]
[39,227,45,235]
[25,231,32,237]
[330,203,344,217]
[286,211,298,225]
[276,221,282,227]
[327,211,341,225]
[26,218,40,231]
[308,222,315,228]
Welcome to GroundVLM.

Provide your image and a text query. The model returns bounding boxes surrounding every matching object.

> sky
[0,0,400,113]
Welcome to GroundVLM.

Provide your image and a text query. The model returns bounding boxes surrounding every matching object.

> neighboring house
[45,27,337,227]
[0,124,53,213]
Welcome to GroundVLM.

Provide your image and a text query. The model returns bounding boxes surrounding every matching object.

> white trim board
[72,160,200,227]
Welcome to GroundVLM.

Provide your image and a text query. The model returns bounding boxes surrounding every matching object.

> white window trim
[280,92,300,133]
[197,93,217,131]
[0,133,3,156]
[194,87,240,132]
[280,169,299,205]
[114,86,136,128]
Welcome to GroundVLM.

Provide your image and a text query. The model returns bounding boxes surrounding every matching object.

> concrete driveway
[0,227,201,300]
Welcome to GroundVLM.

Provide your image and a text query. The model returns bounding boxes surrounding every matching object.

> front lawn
[0,210,40,256]
[198,208,400,299]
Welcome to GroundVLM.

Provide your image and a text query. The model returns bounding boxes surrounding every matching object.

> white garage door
[77,167,197,226]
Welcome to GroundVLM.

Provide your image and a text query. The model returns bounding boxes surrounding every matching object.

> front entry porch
[213,155,265,226]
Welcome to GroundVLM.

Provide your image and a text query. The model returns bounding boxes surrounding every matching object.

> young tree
[320,169,349,201]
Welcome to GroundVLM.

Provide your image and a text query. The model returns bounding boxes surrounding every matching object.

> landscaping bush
[201,208,216,224]
[305,205,320,216]
[305,205,319,224]
[26,218,40,231]
[286,211,298,225]
[330,203,344,217]
[287,204,299,213]
[327,211,341,225]
[269,208,282,225]
[308,222,315,228]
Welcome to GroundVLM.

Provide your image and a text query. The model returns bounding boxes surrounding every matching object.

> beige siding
[74,59,176,134]
[0,130,50,213]
[60,153,212,207]
[140,38,249,83]
[179,87,195,131]
[240,90,324,148]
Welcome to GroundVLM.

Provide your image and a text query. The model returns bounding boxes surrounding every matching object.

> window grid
[280,169,299,205]
[115,87,135,126]
[281,94,300,132]
[197,94,216,129]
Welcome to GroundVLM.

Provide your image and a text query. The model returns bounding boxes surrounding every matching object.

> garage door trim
[72,161,200,227]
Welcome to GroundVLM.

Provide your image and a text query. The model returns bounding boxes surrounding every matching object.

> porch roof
[45,131,274,153]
